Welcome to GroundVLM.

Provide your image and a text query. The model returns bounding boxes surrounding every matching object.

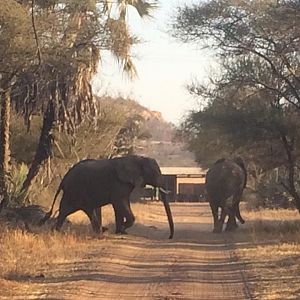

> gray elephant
[40,155,174,239]
[205,157,247,233]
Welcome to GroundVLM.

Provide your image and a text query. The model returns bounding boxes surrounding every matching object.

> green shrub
[7,163,29,207]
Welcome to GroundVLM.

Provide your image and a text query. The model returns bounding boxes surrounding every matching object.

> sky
[92,0,215,124]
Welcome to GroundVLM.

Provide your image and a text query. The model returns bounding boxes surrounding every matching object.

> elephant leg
[55,215,66,231]
[209,201,220,233]
[113,203,126,234]
[55,201,76,231]
[235,203,245,224]
[84,208,101,234]
[113,200,135,234]
[225,196,242,231]
[53,210,76,231]
[123,212,135,230]
[225,210,238,231]
[122,200,135,230]
[233,192,245,224]
[92,207,108,233]
[93,207,102,233]
[216,206,228,233]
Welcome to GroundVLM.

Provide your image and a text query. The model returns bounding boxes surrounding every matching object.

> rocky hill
[131,103,198,167]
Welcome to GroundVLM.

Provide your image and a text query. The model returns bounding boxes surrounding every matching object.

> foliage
[6,163,29,208]
[52,96,136,160]
[0,0,37,206]
[111,114,145,157]
[172,0,300,208]
[181,86,300,169]
[10,114,40,164]
[0,0,158,204]
[0,0,36,79]
[8,96,154,204]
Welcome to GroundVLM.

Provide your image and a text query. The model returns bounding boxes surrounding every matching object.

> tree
[106,0,158,76]
[2,0,158,201]
[172,0,300,210]
[0,0,36,210]
[111,114,145,157]
[16,1,104,192]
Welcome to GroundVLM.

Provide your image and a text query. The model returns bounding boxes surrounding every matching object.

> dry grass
[0,229,84,278]
[0,202,155,281]
[0,226,91,297]
[242,208,300,241]
[235,207,300,299]
[0,205,115,297]
[2,202,300,299]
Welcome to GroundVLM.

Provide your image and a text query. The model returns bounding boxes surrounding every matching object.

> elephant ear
[233,156,245,171]
[112,156,145,187]
[233,156,247,188]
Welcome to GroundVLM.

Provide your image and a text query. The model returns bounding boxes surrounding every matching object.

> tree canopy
[0,0,158,207]
[172,0,300,209]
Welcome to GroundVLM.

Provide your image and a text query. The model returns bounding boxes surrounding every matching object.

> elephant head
[112,155,174,238]
[112,155,162,188]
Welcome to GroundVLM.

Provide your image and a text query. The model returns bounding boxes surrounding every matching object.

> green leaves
[173,0,300,178]
[0,0,35,73]
[7,163,29,207]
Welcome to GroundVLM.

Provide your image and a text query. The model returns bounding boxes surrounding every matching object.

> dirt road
[9,203,254,299]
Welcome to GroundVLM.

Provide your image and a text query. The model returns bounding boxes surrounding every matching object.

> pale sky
[93,0,215,124]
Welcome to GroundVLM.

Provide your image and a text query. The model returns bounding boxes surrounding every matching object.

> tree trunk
[0,88,11,212]
[21,100,55,193]
[281,134,300,213]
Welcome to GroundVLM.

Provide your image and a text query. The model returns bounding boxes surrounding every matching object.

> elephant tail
[38,185,63,226]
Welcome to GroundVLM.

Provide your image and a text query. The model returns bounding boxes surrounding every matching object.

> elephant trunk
[159,187,174,239]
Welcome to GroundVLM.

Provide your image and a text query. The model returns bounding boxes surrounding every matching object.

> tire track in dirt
[7,203,255,299]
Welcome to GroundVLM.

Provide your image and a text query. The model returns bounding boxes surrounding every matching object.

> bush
[7,163,29,207]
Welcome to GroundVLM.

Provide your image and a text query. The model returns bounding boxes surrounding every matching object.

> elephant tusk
[159,187,171,194]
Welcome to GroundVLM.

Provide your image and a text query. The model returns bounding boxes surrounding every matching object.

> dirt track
[8,203,254,299]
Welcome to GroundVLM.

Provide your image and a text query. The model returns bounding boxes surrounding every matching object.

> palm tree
[105,0,158,77]
[7,0,158,195]
[0,1,36,210]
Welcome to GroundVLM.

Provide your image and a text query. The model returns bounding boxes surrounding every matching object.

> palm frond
[117,0,158,18]
[103,0,113,13]
[126,0,159,18]
[123,57,138,79]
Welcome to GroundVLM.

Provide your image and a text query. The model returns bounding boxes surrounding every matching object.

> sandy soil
[3,203,254,300]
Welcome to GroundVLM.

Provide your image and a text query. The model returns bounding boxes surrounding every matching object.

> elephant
[39,155,174,239]
[205,157,247,233]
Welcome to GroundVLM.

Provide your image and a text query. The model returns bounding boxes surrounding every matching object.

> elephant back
[61,159,114,192]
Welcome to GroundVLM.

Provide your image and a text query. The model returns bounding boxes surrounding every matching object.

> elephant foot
[102,226,108,233]
[92,232,104,239]
[213,227,222,233]
[115,229,128,235]
[213,221,223,233]
[225,227,237,232]
[225,224,238,231]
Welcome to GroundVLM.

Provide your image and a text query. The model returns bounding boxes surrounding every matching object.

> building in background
[160,167,207,202]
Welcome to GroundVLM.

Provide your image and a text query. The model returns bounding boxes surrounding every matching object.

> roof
[160,167,207,176]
